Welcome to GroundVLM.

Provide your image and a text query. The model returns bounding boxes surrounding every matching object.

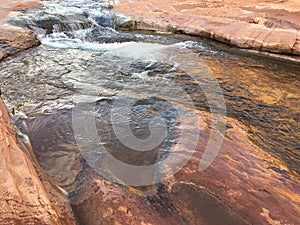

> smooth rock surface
[68,111,300,225]
[0,99,77,224]
[168,114,300,225]
[0,0,40,60]
[0,2,77,224]
[70,162,188,225]
[114,0,300,55]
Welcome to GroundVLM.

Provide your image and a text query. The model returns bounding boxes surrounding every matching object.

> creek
[0,0,299,190]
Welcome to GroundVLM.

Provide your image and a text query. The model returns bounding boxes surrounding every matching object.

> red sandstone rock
[0,99,77,224]
[167,114,300,225]
[70,164,188,225]
[114,0,300,55]
[68,111,300,225]
[0,1,299,224]
[0,0,41,60]
[0,2,77,224]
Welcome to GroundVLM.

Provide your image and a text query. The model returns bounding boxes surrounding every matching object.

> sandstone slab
[0,99,77,225]
[0,0,41,60]
[68,111,300,225]
[114,0,300,55]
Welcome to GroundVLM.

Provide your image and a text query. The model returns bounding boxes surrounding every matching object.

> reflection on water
[207,54,300,174]
[0,0,299,187]
[0,40,299,186]
[16,110,80,189]
[93,97,181,167]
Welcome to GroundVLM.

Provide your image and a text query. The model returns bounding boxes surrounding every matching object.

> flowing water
[0,0,299,189]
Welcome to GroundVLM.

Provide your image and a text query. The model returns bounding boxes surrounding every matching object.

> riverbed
[0,0,299,224]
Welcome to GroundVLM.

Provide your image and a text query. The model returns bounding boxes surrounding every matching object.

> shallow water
[0,0,299,188]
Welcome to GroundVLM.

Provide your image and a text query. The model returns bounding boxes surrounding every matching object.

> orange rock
[0,1,77,224]
[114,0,300,55]
[169,115,300,225]
[70,165,188,225]
[0,99,77,224]
[68,111,300,225]
[0,0,41,60]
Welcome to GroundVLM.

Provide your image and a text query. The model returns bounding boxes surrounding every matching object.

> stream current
[0,0,299,188]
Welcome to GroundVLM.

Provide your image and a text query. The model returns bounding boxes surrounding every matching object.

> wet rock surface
[1,43,299,224]
[0,0,41,60]
[69,162,188,225]
[114,0,300,56]
[64,110,300,225]
[0,99,77,225]
[169,114,300,225]
[0,1,78,224]
[0,0,300,224]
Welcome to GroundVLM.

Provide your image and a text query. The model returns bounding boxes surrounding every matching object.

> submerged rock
[67,111,300,225]
[0,2,77,224]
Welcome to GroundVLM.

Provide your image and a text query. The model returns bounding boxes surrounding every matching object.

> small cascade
[52,21,93,33]
[51,21,95,42]
[2,0,300,192]
[1,2,300,224]
[4,0,129,44]
[5,0,184,47]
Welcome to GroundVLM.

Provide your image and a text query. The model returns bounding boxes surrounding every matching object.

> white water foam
[104,42,167,61]
[41,37,135,51]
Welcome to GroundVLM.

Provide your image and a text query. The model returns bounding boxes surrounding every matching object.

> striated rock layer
[69,111,300,225]
[114,0,300,55]
[0,99,77,224]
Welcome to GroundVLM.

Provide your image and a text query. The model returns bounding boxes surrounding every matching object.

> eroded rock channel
[0,0,299,224]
